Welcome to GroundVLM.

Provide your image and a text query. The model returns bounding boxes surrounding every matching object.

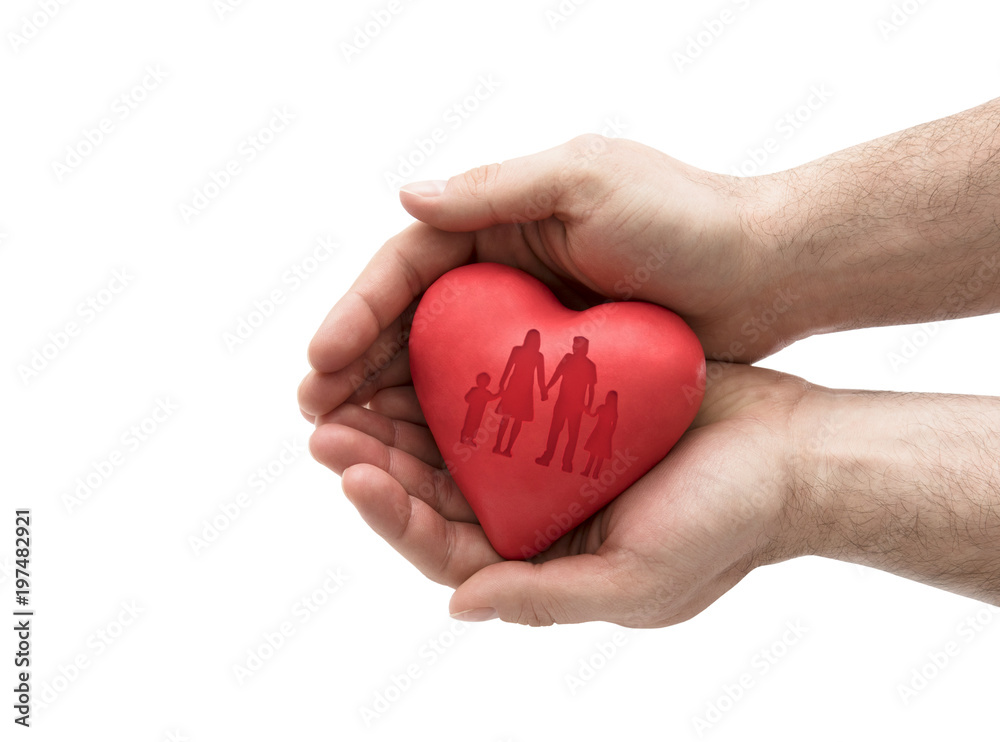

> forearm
[784,386,1000,604]
[749,97,1000,344]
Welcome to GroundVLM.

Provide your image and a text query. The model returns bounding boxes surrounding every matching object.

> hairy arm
[749,97,1000,348]
[780,386,1000,604]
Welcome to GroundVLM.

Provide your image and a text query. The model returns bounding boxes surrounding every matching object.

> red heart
[409,263,705,560]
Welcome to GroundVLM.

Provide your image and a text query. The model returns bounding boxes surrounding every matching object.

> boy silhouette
[460,372,500,447]
[535,336,596,472]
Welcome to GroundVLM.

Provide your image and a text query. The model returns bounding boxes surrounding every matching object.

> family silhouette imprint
[459,330,619,477]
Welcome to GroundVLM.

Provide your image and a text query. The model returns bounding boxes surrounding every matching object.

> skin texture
[300,98,1000,626]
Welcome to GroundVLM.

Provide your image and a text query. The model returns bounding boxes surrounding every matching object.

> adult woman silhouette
[493,329,546,457]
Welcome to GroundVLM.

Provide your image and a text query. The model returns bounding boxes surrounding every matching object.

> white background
[3,0,999,740]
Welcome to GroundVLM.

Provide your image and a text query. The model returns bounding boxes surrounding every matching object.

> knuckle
[436,526,457,582]
[460,162,503,200]
[429,467,451,510]
[387,416,402,449]
[559,133,614,191]
[567,132,611,158]
[511,597,554,627]
[508,566,563,627]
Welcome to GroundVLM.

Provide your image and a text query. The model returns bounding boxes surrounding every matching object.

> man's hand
[298,135,780,420]
[302,97,1000,421]
[309,363,808,627]
[311,358,1000,625]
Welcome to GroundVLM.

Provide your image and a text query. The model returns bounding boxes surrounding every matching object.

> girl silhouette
[581,390,618,478]
[493,329,546,457]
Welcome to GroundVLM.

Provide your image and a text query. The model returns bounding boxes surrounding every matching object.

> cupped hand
[309,362,811,627]
[298,135,783,421]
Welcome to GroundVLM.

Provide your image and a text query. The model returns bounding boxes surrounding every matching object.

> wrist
[703,367,822,570]
[781,385,924,564]
[780,385,855,561]
[722,172,825,360]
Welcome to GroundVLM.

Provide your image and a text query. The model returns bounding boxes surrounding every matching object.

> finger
[342,464,503,588]
[448,552,639,626]
[398,135,608,232]
[299,346,412,418]
[315,403,442,468]
[307,223,474,374]
[367,386,427,426]
[300,315,410,415]
[311,423,477,523]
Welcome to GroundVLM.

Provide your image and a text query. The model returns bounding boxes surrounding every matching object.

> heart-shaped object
[409,263,705,560]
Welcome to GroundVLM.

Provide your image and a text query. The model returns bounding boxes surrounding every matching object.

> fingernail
[450,607,498,622]
[400,179,447,198]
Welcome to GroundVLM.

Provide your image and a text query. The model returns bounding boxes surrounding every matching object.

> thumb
[398,135,609,232]
[448,553,635,626]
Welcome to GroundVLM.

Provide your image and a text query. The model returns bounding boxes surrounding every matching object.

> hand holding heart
[312,362,805,627]
[299,135,803,626]
[299,135,790,412]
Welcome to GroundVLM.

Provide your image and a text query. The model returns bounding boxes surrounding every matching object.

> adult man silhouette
[535,336,596,473]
